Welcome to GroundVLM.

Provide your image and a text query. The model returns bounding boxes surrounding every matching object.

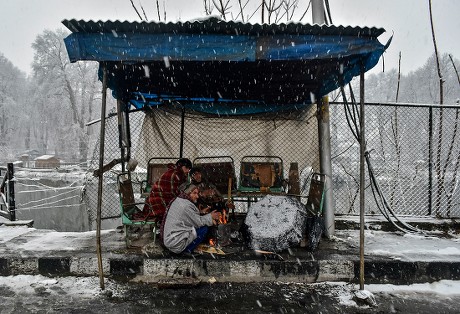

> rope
[18,194,82,210]
[18,188,82,207]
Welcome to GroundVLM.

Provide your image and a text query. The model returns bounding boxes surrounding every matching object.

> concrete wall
[12,168,90,232]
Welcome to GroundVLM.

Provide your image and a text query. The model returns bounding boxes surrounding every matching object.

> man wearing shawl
[161,183,221,254]
[139,158,192,221]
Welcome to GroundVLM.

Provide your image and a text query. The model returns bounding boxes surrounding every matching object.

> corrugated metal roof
[62,17,385,38]
[61,17,389,115]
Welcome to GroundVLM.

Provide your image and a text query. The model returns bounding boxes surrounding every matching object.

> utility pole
[312,0,335,237]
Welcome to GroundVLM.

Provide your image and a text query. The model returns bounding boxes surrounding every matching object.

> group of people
[136,158,227,254]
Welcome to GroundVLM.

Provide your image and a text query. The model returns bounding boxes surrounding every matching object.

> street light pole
[312,0,335,237]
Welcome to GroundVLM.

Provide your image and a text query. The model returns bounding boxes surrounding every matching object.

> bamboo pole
[359,63,365,290]
[96,64,108,290]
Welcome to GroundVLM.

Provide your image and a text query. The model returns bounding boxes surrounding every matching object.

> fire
[209,209,228,247]
[219,209,227,224]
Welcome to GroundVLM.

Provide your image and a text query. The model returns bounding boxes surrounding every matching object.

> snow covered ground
[336,229,460,262]
[0,275,459,313]
[1,222,459,262]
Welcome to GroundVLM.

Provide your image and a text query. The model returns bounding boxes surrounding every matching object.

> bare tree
[235,0,251,22]
[129,0,144,20]
[156,0,161,21]
[125,0,313,24]
[389,52,402,208]
[449,54,460,86]
[213,0,232,20]
[262,0,283,24]
[279,0,300,23]
[203,0,214,15]
[429,0,445,215]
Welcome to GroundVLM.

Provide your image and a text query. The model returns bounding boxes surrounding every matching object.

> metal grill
[84,102,460,227]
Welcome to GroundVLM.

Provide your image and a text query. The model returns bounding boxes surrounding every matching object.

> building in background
[35,155,60,169]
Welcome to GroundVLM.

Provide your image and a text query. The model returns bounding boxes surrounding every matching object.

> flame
[219,209,227,224]
[209,208,228,247]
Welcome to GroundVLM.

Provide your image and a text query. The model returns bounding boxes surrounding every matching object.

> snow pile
[0,225,33,242]
[313,280,460,308]
[245,195,306,251]
[0,274,126,298]
[365,280,460,296]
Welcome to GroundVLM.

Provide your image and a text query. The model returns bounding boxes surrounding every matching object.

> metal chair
[193,156,237,193]
[238,156,284,193]
[117,172,158,247]
[305,172,326,252]
[140,157,178,197]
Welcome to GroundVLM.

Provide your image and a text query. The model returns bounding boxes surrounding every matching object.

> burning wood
[254,249,284,260]
[205,177,234,248]
[208,209,232,248]
[218,209,228,224]
[195,243,225,255]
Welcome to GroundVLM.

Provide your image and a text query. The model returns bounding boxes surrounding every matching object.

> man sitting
[189,166,234,216]
[161,183,221,254]
[136,158,192,221]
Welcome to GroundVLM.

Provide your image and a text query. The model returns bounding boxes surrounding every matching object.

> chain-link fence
[85,106,320,226]
[331,102,460,218]
[84,102,460,228]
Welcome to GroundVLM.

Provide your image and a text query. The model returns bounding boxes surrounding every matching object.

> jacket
[163,196,214,253]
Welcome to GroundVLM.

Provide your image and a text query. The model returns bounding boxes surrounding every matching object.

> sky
[0,0,459,76]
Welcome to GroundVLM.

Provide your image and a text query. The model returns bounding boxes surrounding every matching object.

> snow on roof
[35,155,58,160]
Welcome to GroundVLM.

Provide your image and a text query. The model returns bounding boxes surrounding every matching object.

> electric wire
[342,83,436,235]
[322,0,429,234]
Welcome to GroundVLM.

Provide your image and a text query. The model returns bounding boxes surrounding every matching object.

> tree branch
[129,0,144,20]
[449,54,460,86]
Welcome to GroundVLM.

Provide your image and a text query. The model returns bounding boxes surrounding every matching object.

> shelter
[62,16,388,231]
[34,155,60,169]
[63,17,387,116]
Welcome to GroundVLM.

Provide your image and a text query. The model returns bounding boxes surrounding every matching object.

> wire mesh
[331,103,460,218]
[84,106,319,225]
[84,103,460,227]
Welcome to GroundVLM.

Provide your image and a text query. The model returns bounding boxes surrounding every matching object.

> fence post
[7,163,16,221]
[428,107,433,215]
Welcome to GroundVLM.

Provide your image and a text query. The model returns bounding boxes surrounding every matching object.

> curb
[2,256,459,284]
[353,260,460,284]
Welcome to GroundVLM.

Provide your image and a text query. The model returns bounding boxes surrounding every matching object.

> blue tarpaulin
[63,18,389,116]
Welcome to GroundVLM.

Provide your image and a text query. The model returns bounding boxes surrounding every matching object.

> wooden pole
[7,163,16,221]
[359,63,365,290]
[96,64,108,290]
[179,108,185,158]
[116,99,126,172]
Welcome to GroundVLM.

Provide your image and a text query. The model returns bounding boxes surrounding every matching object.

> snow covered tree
[30,29,100,162]
[0,53,28,161]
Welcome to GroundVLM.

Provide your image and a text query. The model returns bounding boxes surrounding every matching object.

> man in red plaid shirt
[140,158,192,221]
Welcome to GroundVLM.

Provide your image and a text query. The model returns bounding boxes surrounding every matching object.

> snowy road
[1,275,459,313]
